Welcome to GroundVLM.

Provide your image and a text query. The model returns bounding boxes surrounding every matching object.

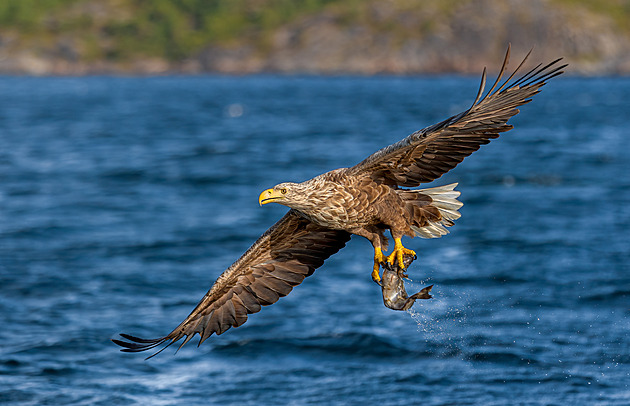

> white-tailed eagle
[113,46,565,358]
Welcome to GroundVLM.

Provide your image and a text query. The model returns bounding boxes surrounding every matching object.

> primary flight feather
[113,46,565,358]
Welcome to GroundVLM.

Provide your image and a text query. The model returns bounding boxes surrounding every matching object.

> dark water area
[0,74,628,405]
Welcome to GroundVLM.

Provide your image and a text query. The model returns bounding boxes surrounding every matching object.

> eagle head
[259,182,302,207]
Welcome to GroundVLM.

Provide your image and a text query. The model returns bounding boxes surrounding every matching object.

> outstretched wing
[348,45,566,187]
[113,210,350,358]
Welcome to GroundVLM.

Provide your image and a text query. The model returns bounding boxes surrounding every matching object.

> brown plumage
[113,46,565,357]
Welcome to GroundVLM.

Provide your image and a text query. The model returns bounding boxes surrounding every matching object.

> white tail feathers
[410,183,463,239]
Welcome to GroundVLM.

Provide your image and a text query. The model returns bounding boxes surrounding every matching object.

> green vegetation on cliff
[1,0,349,61]
[1,0,629,74]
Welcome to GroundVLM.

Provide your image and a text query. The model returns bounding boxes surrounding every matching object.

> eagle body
[114,47,566,358]
[271,169,460,252]
[278,169,401,233]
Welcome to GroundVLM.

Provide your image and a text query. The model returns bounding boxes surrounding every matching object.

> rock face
[1,0,629,75]
[199,0,630,75]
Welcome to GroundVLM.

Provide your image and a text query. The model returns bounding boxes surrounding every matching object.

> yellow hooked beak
[259,188,285,206]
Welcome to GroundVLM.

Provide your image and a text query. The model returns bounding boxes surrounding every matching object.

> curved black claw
[371,274,383,287]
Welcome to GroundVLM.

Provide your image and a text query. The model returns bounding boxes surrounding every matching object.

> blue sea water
[0,74,628,405]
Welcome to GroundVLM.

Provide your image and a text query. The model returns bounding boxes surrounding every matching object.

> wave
[581,288,630,302]
[212,331,433,360]
[466,351,539,366]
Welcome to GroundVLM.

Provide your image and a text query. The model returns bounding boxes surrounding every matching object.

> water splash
[405,281,474,357]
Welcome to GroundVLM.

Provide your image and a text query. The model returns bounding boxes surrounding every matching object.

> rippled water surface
[1,75,629,405]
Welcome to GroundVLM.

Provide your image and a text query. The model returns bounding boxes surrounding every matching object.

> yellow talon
[386,238,417,269]
[374,246,386,264]
[372,247,385,284]
[371,265,381,284]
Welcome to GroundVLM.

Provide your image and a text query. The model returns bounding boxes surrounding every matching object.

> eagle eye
[280,188,287,195]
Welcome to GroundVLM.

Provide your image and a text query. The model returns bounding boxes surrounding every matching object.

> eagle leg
[386,238,417,269]
[371,246,386,286]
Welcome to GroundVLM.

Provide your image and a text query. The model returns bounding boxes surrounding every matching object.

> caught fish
[380,257,433,311]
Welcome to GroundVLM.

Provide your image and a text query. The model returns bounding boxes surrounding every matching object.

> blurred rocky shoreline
[1,0,629,76]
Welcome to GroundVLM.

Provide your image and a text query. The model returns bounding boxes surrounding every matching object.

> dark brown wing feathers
[349,45,566,187]
[113,210,350,358]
